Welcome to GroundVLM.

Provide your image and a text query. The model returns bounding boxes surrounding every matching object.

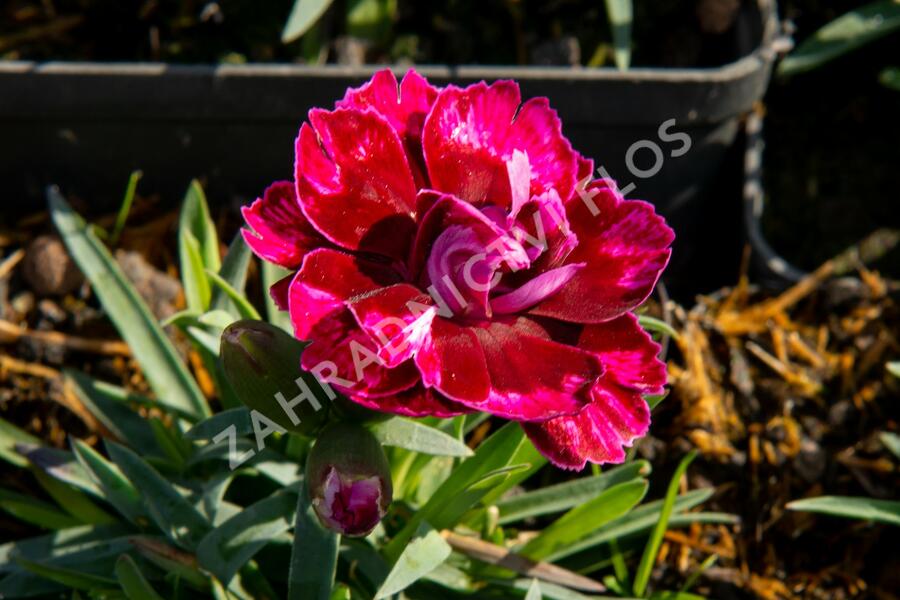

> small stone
[793,437,826,483]
[115,250,181,321]
[22,235,84,296]
[37,299,67,325]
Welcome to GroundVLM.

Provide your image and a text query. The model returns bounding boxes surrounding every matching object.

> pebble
[21,235,84,296]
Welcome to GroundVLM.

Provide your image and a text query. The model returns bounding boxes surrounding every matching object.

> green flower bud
[306,422,392,537]
[221,320,331,435]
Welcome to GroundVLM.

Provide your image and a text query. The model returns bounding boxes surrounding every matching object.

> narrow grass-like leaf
[64,369,160,456]
[32,470,114,525]
[180,180,220,271]
[211,234,252,316]
[519,480,648,561]
[71,439,146,524]
[197,489,298,584]
[637,315,679,340]
[633,450,697,596]
[288,485,339,600]
[48,187,210,419]
[15,557,116,591]
[186,408,253,441]
[115,554,166,600]
[130,536,209,589]
[787,495,900,526]
[778,1,900,76]
[205,269,261,320]
[496,461,650,524]
[282,0,336,42]
[0,487,81,530]
[525,578,542,600]
[109,170,142,246]
[106,442,211,548]
[384,423,531,562]
[262,261,293,332]
[0,417,40,468]
[375,521,452,598]
[604,0,632,70]
[887,361,900,379]
[181,230,212,312]
[0,524,133,575]
[369,418,473,457]
[880,431,900,460]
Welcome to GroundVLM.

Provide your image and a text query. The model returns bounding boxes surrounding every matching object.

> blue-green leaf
[106,442,211,548]
[71,439,147,525]
[634,451,697,596]
[288,486,339,600]
[787,495,900,526]
[369,418,473,457]
[197,489,298,584]
[375,521,452,598]
[115,554,166,600]
[0,487,81,530]
[282,0,336,43]
[211,234,252,316]
[186,408,252,441]
[48,186,210,420]
[604,0,632,70]
[779,1,900,76]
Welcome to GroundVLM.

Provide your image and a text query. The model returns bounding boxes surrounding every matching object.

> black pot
[0,3,780,296]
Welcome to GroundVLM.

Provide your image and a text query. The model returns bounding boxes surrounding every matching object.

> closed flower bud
[306,422,392,537]
[221,320,331,435]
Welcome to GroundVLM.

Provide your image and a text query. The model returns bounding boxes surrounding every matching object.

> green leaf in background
[282,0,336,43]
[210,234,253,316]
[181,230,213,312]
[48,186,210,420]
[638,315,679,340]
[288,486,339,600]
[519,479,648,561]
[604,0,633,70]
[525,578,543,600]
[633,450,697,596]
[0,487,82,530]
[0,524,132,576]
[262,261,293,332]
[880,431,900,460]
[71,439,147,525]
[778,1,900,76]
[787,495,900,526]
[369,418,473,457]
[106,442,211,548]
[0,417,40,468]
[109,170,142,247]
[180,180,221,273]
[197,489,298,585]
[186,407,253,441]
[880,67,900,90]
[115,554,166,600]
[15,557,116,591]
[887,361,900,378]
[205,269,261,320]
[64,369,161,458]
[32,470,114,525]
[496,460,650,524]
[375,521,452,598]
[384,423,532,562]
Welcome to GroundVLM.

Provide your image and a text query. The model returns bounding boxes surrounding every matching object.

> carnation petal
[241,181,323,269]
[295,109,418,262]
[289,248,403,339]
[579,313,667,395]
[423,82,577,207]
[344,383,471,418]
[530,181,674,323]
[337,69,439,188]
[522,377,651,470]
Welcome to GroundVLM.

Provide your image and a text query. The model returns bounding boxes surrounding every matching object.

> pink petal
[346,283,437,367]
[423,81,577,207]
[295,108,418,262]
[288,248,403,339]
[301,309,419,398]
[269,271,294,312]
[579,313,667,395]
[415,317,600,421]
[337,69,439,188]
[345,384,471,418]
[530,181,674,323]
[491,262,584,314]
[241,181,324,269]
[522,377,651,470]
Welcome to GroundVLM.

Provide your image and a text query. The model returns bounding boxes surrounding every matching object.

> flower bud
[306,422,392,537]
[221,320,331,435]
